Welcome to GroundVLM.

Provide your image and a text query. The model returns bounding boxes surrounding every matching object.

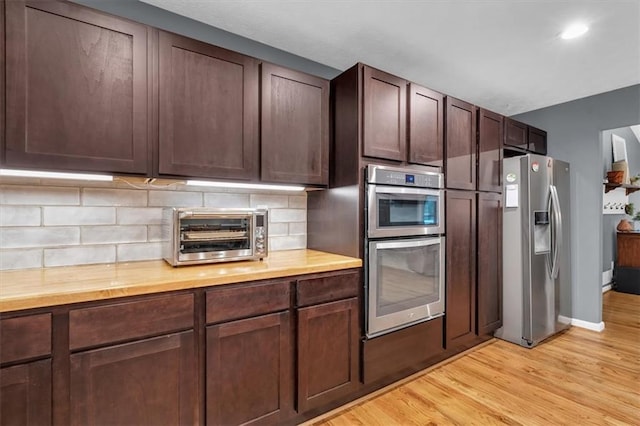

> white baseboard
[602,268,613,286]
[602,284,612,293]
[571,318,605,332]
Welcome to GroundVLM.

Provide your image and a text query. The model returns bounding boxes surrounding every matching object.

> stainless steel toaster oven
[162,208,268,266]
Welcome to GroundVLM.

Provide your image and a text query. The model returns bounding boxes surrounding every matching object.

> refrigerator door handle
[546,191,554,278]
[550,185,563,279]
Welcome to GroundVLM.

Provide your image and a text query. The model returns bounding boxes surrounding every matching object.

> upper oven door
[367,184,444,238]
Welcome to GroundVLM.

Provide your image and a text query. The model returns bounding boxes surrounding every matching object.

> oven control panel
[367,165,443,188]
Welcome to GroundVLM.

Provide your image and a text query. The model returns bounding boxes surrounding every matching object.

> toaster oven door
[178,214,254,262]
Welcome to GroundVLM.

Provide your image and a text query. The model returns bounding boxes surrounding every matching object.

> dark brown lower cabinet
[477,192,503,335]
[0,360,52,426]
[445,190,477,348]
[297,297,359,413]
[206,311,292,425]
[69,331,197,426]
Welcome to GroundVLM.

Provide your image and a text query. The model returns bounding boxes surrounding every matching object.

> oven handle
[372,185,442,197]
[372,237,442,250]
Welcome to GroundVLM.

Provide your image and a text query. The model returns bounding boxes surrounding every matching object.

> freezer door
[523,155,556,345]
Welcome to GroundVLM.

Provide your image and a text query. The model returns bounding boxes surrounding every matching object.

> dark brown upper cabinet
[363,66,407,162]
[4,0,150,175]
[261,64,329,186]
[503,118,528,150]
[528,126,547,155]
[477,109,503,192]
[503,117,547,155]
[158,31,259,180]
[445,97,476,190]
[408,84,444,167]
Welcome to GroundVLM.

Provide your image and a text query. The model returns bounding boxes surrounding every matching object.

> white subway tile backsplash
[148,190,202,207]
[83,188,147,206]
[147,225,164,242]
[81,226,147,244]
[1,227,79,248]
[288,195,307,209]
[1,180,308,269]
[0,206,41,227]
[267,223,288,237]
[0,249,43,270]
[44,245,116,267]
[269,235,306,251]
[250,194,289,208]
[204,193,250,208]
[44,207,115,226]
[117,242,164,262]
[288,222,307,235]
[270,209,306,223]
[117,207,164,225]
[0,185,79,205]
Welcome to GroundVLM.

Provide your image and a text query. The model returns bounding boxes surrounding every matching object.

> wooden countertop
[0,250,362,313]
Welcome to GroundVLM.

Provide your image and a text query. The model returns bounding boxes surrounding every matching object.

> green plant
[625,203,634,216]
[630,174,640,185]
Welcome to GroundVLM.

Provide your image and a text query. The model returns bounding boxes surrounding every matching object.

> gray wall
[71,0,341,79]
[514,84,640,324]
[601,127,640,274]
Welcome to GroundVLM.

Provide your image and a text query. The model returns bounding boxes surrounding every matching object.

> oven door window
[367,237,445,337]
[180,216,251,253]
[377,194,439,228]
[368,185,444,238]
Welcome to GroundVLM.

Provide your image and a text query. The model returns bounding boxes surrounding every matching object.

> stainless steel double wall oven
[365,165,445,338]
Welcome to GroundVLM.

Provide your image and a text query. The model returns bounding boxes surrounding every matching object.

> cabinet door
[445,97,476,190]
[445,190,477,348]
[503,118,528,150]
[0,360,51,426]
[70,331,197,426]
[408,84,444,167]
[261,64,329,185]
[477,192,503,335]
[5,0,149,174]
[158,31,259,180]
[363,66,407,161]
[297,297,359,413]
[207,311,292,426]
[477,109,503,192]
[528,126,547,155]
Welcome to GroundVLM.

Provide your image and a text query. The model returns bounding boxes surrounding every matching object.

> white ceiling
[141,0,640,116]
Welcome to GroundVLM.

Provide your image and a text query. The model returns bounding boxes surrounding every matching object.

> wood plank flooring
[309,291,640,425]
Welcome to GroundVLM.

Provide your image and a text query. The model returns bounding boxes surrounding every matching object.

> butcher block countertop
[0,249,362,313]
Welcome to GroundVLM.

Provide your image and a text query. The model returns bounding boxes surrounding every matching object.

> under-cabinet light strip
[186,180,305,192]
[0,168,113,181]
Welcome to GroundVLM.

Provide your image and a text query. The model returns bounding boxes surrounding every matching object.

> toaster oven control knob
[256,242,265,252]
[256,227,265,237]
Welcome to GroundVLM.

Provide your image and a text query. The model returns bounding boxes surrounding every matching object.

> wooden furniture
[477,108,503,193]
[0,255,362,426]
[476,192,503,335]
[157,30,259,180]
[445,190,477,348]
[408,84,445,167]
[4,0,150,175]
[604,183,640,196]
[261,63,329,185]
[503,117,547,155]
[2,0,329,187]
[0,314,52,426]
[615,232,640,295]
[445,97,476,190]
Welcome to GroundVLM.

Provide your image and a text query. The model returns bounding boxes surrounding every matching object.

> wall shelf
[604,183,640,195]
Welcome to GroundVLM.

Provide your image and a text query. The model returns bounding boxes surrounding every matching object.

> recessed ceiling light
[560,23,589,40]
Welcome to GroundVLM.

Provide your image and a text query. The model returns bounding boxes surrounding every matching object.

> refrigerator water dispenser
[533,211,550,254]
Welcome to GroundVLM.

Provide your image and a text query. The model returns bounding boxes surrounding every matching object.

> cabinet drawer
[0,314,51,364]
[69,293,194,351]
[206,280,290,324]
[296,270,360,307]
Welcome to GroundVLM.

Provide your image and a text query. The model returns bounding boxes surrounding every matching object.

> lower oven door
[367,236,445,338]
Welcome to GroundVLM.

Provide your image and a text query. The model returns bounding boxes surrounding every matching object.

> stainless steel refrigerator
[494,154,572,347]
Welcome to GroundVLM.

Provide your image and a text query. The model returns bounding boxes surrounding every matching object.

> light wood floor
[310,291,640,426]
